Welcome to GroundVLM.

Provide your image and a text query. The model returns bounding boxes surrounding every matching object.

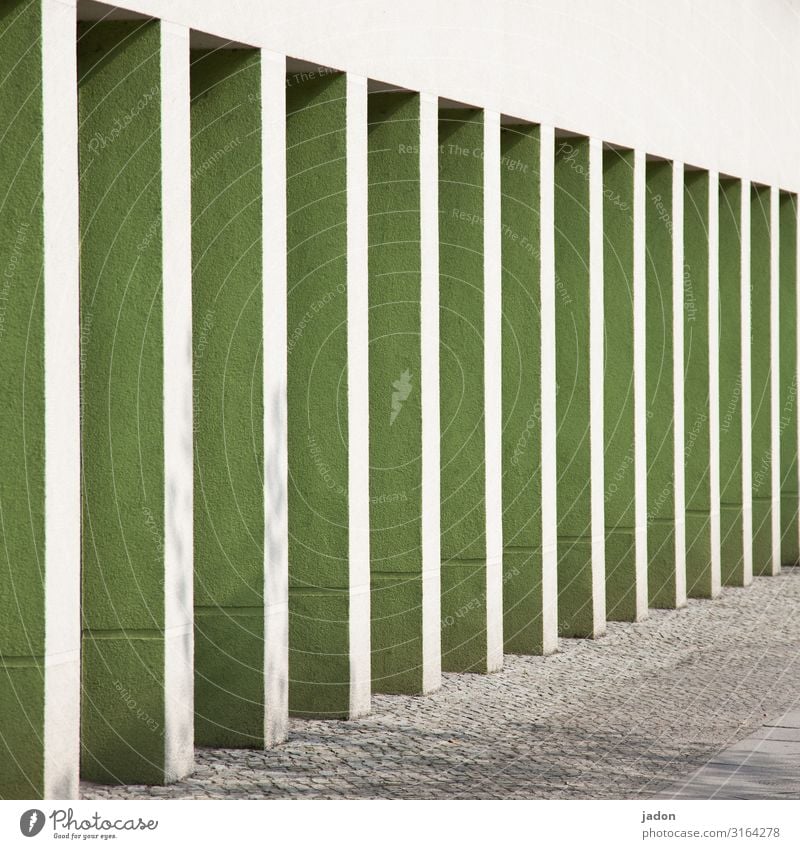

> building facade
[1,0,799,798]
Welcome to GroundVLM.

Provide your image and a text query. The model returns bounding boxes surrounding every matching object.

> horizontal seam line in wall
[685,509,711,515]
[647,518,675,525]
[503,545,541,552]
[82,629,164,640]
[443,557,486,564]
[557,535,592,543]
[605,527,635,535]
[781,490,799,496]
[752,496,773,503]
[288,586,348,595]
[371,571,422,579]
[720,502,744,508]
[0,655,44,668]
[195,606,263,615]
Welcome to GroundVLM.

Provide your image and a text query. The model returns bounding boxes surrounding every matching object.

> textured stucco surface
[645,161,678,608]
[286,71,351,716]
[0,0,46,799]
[683,170,713,598]
[554,137,594,637]
[750,186,773,576]
[78,19,167,784]
[500,125,544,653]
[602,148,637,621]
[191,49,265,746]
[718,179,745,586]
[779,192,798,566]
[438,110,488,672]
[367,92,425,694]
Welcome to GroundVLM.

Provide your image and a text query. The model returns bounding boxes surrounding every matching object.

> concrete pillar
[780,193,800,566]
[501,122,556,653]
[419,94,443,692]
[553,135,605,637]
[438,107,503,672]
[633,149,650,617]
[261,49,291,748]
[645,159,687,608]
[741,180,755,585]
[190,47,288,746]
[79,19,194,784]
[603,147,647,620]
[367,89,440,693]
[539,125,560,653]
[286,68,370,717]
[683,169,721,598]
[708,171,722,596]
[0,0,80,799]
[718,179,747,585]
[750,184,775,575]
[770,187,782,575]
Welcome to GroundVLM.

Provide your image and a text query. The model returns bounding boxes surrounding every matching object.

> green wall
[645,161,678,607]
[751,185,773,575]
[367,92,425,692]
[191,50,265,745]
[286,71,351,716]
[500,124,544,652]
[439,109,488,671]
[78,20,167,783]
[683,170,713,597]
[779,193,798,566]
[554,138,594,636]
[0,0,46,799]
[602,148,637,621]
[718,179,745,585]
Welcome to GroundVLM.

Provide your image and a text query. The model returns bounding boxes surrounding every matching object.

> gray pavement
[657,708,800,799]
[82,567,800,800]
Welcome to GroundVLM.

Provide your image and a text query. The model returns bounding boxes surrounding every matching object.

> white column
[346,72,371,717]
[539,124,559,654]
[672,160,687,606]
[796,194,800,561]
[42,0,80,800]
[770,185,782,575]
[589,136,607,634]
[741,179,754,585]
[261,49,290,745]
[632,148,649,619]
[483,109,504,671]
[420,92,442,693]
[708,170,722,597]
[160,20,194,782]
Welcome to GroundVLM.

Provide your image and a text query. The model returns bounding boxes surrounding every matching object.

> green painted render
[779,193,799,566]
[554,137,594,637]
[750,185,773,576]
[78,20,167,784]
[683,170,713,598]
[367,92,425,693]
[500,124,544,653]
[602,148,637,621]
[0,0,46,800]
[191,50,265,745]
[286,72,351,716]
[645,161,679,608]
[439,109,488,672]
[718,179,745,585]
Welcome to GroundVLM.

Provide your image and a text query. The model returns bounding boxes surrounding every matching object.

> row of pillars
[1,0,797,799]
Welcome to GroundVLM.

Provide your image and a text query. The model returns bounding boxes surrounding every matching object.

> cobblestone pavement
[83,568,800,800]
